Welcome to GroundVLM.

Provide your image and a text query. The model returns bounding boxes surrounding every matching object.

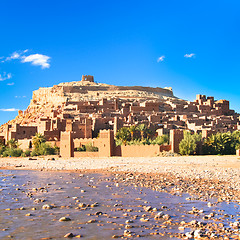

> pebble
[42,204,52,209]
[59,217,71,222]
[64,233,74,238]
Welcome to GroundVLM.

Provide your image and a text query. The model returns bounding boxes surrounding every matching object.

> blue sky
[0,0,239,125]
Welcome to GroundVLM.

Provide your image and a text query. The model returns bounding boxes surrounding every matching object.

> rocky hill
[0,77,179,129]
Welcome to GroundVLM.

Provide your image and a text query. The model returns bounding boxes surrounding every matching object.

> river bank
[1,155,240,202]
[1,156,240,239]
[0,169,240,239]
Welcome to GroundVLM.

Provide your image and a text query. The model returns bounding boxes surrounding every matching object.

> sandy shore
[0,155,239,177]
[1,155,240,239]
[1,155,240,201]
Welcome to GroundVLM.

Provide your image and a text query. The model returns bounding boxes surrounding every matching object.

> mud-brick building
[2,124,37,142]
[59,129,187,158]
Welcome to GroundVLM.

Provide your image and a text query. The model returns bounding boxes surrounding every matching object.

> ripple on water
[0,169,239,239]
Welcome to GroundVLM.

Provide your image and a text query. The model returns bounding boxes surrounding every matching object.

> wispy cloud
[184,53,195,58]
[15,96,26,98]
[7,82,14,86]
[0,72,12,81]
[5,52,21,61]
[157,56,165,62]
[0,108,19,112]
[1,50,50,69]
[21,54,50,69]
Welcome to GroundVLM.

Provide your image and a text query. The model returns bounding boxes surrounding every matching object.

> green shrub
[53,146,60,155]
[115,126,168,146]
[22,150,31,157]
[32,133,46,150]
[0,146,6,156]
[127,139,142,145]
[115,139,123,147]
[31,150,38,157]
[30,142,56,156]
[232,131,240,150]
[2,151,8,157]
[21,152,27,157]
[77,143,98,152]
[179,131,202,155]
[77,145,86,152]
[2,147,23,157]
[85,143,98,152]
[25,150,31,157]
[6,139,19,149]
[151,135,169,145]
[203,132,236,155]
[37,143,56,155]
[139,138,151,145]
[115,127,131,145]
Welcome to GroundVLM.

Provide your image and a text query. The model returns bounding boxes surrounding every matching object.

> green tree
[145,128,154,139]
[21,150,31,157]
[232,131,240,150]
[152,135,169,145]
[0,145,6,156]
[203,132,235,155]
[38,143,55,155]
[137,124,147,141]
[129,125,137,141]
[32,133,46,150]
[7,138,18,149]
[115,127,131,145]
[179,131,201,155]
[3,148,23,157]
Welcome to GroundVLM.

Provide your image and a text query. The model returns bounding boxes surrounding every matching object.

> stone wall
[74,152,99,158]
[18,139,32,151]
[120,145,161,157]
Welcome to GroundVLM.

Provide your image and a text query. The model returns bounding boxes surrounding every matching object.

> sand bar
[0,156,239,188]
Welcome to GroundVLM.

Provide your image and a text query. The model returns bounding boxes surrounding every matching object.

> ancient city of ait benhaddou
[1,1,240,240]
[0,74,239,158]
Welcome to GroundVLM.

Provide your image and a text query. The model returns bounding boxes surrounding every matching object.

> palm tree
[145,128,154,139]
[115,127,131,145]
[129,125,137,141]
[137,124,147,141]
[204,132,234,155]
[7,138,18,149]
[32,133,46,150]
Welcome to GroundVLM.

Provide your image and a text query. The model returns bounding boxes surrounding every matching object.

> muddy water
[0,170,239,239]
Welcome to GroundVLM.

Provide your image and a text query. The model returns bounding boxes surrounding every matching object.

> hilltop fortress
[0,75,239,157]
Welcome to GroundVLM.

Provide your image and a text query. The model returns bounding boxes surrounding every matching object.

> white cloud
[0,72,12,81]
[15,95,26,98]
[2,50,50,69]
[157,56,165,62]
[21,54,50,69]
[7,82,14,86]
[5,52,21,61]
[0,108,19,112]
[184,53,195,58]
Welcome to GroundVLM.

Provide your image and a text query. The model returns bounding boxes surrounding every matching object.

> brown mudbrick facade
[0,75,239,157]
